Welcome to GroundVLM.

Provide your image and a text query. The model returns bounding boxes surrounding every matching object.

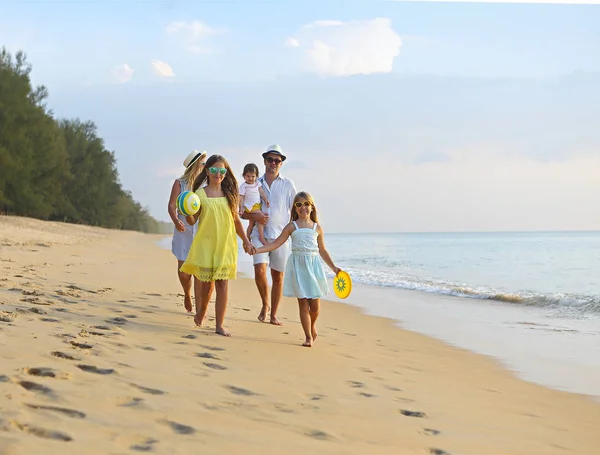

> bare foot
[193,313,203,327]
[216,327,231,337]
[257,305,269,323]
[270,317,283,326]
[311,326,318,342]
[184,295,193,313]
[302,338,313,347]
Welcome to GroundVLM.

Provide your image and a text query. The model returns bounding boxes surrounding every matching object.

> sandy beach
[1,216,599,455]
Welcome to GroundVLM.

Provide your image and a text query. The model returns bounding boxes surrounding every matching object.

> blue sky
[4,0,600,85]
[2,0,600,232]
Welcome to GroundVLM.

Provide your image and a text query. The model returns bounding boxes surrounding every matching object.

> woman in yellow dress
[180,154,255,336]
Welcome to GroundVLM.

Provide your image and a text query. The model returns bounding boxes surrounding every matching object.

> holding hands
[243,241,256,255]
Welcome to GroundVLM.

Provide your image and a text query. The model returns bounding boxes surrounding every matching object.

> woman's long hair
[193,154,239,217]
[291,191,319,224]
[180,152,206,191]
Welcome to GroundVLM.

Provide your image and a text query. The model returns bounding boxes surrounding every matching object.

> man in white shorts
[242,144,296,325]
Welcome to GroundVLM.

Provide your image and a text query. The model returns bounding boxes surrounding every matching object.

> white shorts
[251,236,290,273]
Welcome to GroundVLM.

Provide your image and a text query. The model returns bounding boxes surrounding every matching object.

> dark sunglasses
[294,201,311,208]
[266,157,282,164]
[208,167,227,175]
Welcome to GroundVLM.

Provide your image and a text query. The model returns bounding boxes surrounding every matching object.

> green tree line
[0,48,168,234]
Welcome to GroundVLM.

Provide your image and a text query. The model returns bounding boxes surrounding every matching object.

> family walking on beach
[167,145,341,346]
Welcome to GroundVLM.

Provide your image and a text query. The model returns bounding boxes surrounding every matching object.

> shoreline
[229,238,600,399]
[2,216,599,454]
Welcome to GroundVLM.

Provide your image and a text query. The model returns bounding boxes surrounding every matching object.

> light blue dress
[283,221,329,299]
[171,178,197,261]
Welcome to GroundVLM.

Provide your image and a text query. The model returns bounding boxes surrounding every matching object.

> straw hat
[183,150,207,168]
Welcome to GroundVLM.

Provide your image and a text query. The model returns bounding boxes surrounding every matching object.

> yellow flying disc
[334,270,352,299]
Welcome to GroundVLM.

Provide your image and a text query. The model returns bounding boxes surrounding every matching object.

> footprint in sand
[29,308,47,315]
[21,297,49,305]
[0,312,17,323]
[92,325,112,331]
[70,341,93,350]
[358,392,376,398]
[24,367,57,378]
[130,438,159,452]
[18,381,54,396]
[25,404,86,419]
[203,363,227,371]
[116,397,145,408]
[130,384,166,395]
[423,428,441,436]
[22,290,44,297]
[51,351,78,361]
[10,421,72,442]
[40,317,61,323]
[106,317,128,326]
[305,430,335,441]
[195,352,219,359]
[346,381,365,389]
[224,385,257,396]
[182,334,197,339]
[430,449,451,455]
[400,409,427,418]
[0,375,10,382]
[76,365,115,375]
[159,420,195,435]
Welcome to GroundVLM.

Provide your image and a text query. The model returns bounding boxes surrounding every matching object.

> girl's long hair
[193,154,239,217]
[180,152,206,191]
[291,191,319,224]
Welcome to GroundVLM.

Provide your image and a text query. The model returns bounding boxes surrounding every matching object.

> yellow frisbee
[334,270,352,299]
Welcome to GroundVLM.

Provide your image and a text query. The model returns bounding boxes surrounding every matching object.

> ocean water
[159,230,600,397]
[323,231,600,317]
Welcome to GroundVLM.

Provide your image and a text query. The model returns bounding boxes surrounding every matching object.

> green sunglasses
[208,167,227,175]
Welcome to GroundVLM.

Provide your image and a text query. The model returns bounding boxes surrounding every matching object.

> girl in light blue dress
[254,191,342,347]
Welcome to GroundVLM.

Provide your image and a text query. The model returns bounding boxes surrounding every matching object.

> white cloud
[284,37,300,48]
[166,20,223,54]
[110,64,134,84]
[289,18,402,77]
[152,59,175,78]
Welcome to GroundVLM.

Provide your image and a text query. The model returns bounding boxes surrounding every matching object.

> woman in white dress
[167,150,213,312]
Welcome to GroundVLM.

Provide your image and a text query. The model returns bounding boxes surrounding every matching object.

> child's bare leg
[177,260,193,312]
[257,222,268,246]
[308,299,320,342]
[246,218,255,240]
[214,280,231,336]
[194,280,212,327]
[298,298,312,347]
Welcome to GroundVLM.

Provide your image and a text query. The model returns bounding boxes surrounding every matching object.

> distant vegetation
[0,48,168,234]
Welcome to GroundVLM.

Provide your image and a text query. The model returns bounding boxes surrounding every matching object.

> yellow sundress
[179,188,238,282]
